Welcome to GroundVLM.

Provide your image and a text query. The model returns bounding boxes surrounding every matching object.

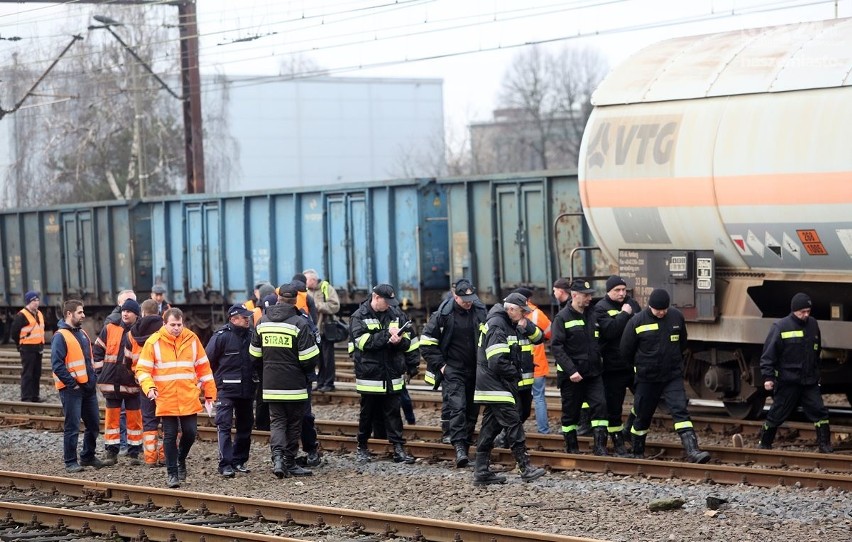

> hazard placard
[796,229,828,256]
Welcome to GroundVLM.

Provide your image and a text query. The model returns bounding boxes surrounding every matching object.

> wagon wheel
[722,395,765,420]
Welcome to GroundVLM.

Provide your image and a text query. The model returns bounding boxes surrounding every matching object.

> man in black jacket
[759,293,832,453]
[207,303,258,477]
[250,283,319,478]
[551,279,609,456]
[592,275,641,455]
[621,288,710,463]
[420,279,488,467]
[350,284,418,464]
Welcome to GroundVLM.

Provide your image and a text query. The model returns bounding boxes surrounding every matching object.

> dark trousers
[400,388,416,424]
[140,392,159,431]
[255,384,270,431]
[358,394,405,447]
[476,401,525,453]
[558,374,607,433]
[269,401,307,460]
[765,382,829,427]
[19,346,43,402]
[59,385,100,467]
[603,369,635,431]
[316,339,336,389]
[301,389,317,453]
[632,378,691,433]
[444,373,479,445]
[215,396,254,469]
[162,415,197,475]
[518,387,533,423]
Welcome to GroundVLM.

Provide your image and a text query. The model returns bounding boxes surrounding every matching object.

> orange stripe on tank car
[580,176,715,208]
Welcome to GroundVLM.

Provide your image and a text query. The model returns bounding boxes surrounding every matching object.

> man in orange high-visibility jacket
[10,290,45,403]
[51,300,108,473]
[136,307,216,489]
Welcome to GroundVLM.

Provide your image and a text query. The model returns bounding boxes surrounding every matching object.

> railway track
[1,401,850,492]
[0,471,601,542]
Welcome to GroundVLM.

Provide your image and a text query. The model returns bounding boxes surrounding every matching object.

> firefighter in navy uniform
[620,288,711,463]
[472,292,545,486]
[206,304,258,477]
[551,279,609,455]
[758,293,833,453]
[592,275,641,455]
[350,284,418,464]
[420,279,488,468]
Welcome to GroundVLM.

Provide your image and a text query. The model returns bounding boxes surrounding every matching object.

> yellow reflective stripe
[673,420,693,431]
[406,336,420,353]
[347,342,354,354]
[356,378,387,393]
[356,333,370,350]
[263,389,309,401]
[607,309,619,316]
[257,321,299,335]
[527,327,542,342]
[420,335,439,346]
[249,344,262,357]
[635,323,659,334]
[564,320,584,329]
[780,330,804,339]
[590,419,609,428]
[298,344,320,361]
[485,343,510,359]
[595,330,600,338]
[670,334,679,342]
[561,425,578,433]
[473,391,515,404]
[424,371,436,385]
[320,281,330,299]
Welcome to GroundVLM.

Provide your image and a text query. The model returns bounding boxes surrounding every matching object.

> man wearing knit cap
[551,279,610,456]
[621,288,710,463]
[10,291,45,402]
[758,293,832,453]
[593,275,641,455]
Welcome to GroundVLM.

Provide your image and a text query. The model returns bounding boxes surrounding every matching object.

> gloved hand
[204,398,214,416]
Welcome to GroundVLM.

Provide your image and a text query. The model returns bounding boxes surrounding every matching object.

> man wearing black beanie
[620,288,711,463]
[758,293,832,453]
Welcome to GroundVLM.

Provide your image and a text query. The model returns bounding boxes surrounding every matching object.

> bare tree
[471,45,608,174]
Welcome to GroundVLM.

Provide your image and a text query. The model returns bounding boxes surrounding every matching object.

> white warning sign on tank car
[746,230,764,257]
[782,232,802,260]
[836,229,852,259]
[765,232,782,259]
[730,234,752,256]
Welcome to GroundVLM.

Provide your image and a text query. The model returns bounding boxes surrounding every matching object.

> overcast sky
[1,0,850,133]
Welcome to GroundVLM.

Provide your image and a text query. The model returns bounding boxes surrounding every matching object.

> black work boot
[563,431,580,454]
[592,427,609,456]
[177,460,187,482]
[392,443,416,464]
[631,433,646,459]
[454,443,469,468]
[286,458,313,477]
[757,424,777,450]
[679,429,711,464]
[102,451,118,466]
[472,448,506,486]
[355,447,371,463]
[610,430,629,456]
[440,420,451,445]
[493,429,507,449]
[816,423,834,454]
[511,444,545,482]
[577,406,592,436]
[272,454,286,479]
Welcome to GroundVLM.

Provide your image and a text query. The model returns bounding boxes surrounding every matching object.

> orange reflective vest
[244,299,256,311]
[136,327,216,416]
[18,309,45,345]
[53,329,91,389]
[296,291,309,314]
[528,302,552,378]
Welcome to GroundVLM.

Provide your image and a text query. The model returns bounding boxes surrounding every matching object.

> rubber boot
[622,412,636,447]
[631,433,646,459]
[679,429,711,464]
[272,453,286,479]
[563,431,580,454]
[472,448,506,486]
[392,443,416,464]
[610,430,628,456]
[511,444,545,482]
[816,423,834,454]
[440,420,451,445]
[286,457,313,476]
[592,427,609,456]
[454,443,469,468]
[577,405,592,436]
[757,425,776,450]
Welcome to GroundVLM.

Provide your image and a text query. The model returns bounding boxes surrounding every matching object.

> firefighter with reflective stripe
[592,275,641,455]
[137,308,217,488]
[249,283,320,478]
[93,299,143,466]
[251,283,278,432]
[420,279,487,467]
[550,279,609,455]
[51,300,108,472]
[472,293,545,485]
[621,288,710,463]
[759,292,832,453]
[304,269,341,392]
[127,299,167,467]
[207,304,259,478]
[10,290,45,403]
[349,284,418,464]
[512,288,552,434]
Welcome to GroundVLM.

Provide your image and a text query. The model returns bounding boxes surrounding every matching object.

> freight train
[578,17,852,416]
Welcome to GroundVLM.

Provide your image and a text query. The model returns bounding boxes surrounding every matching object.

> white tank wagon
[578,18,852,417]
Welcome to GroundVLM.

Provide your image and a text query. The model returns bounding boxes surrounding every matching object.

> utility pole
[0,0,206,194]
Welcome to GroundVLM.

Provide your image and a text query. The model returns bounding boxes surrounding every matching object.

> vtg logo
[586,117,680,170]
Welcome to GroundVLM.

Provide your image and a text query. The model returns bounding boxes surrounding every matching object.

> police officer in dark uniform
[621,288,710,463]
[206,303,258,477]
[350,284,419,464]
[420,279,487,468]
[472,292,545,485]
[593,275,641,455]
[758,292,832,453]
[551,279,609,455]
